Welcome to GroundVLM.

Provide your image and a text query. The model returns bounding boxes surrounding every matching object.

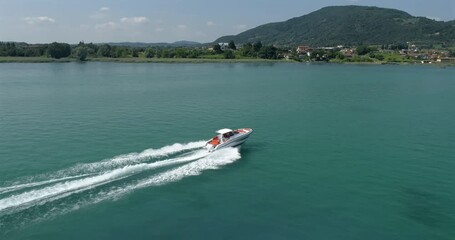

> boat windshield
[223,131,236,138]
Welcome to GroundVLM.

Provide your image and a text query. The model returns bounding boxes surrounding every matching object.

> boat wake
[0,141,241,233]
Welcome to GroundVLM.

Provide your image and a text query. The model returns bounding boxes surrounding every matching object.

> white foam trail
[0,147,241,233]
[58,140,207,175]
[0,150,209,213]
[90,147,241,202]
[0,174,93,195]
[137,147,241,188]
[0,141,206,194]
[38,148,242,219]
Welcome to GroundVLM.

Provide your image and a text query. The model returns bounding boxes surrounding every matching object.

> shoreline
[0,56,288,64]
[0,56,454,66]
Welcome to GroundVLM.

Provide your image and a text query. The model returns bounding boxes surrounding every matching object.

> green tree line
[0,40,285,61]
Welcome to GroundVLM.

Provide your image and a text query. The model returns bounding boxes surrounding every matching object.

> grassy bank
[0,57,74,63]
[87,57,288,63]
[1,56,453,66]
[0,56,288,63]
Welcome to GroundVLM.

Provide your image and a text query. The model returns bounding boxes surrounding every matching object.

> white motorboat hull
[205,128,253,152]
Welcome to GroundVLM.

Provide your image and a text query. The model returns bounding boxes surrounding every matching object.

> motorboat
[205,128,253,152]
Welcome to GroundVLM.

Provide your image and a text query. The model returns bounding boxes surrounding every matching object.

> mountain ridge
[215,5,455,47]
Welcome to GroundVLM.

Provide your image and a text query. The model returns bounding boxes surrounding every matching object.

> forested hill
[215,6,455,47]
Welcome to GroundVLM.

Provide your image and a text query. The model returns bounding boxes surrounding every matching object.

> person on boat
[210,136,220,145]
[222,133,230,142]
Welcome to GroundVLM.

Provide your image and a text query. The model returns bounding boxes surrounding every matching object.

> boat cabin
[209,128,242,146]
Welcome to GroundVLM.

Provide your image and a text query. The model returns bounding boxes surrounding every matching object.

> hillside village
[293,43,455,64]
[213,41,455,64]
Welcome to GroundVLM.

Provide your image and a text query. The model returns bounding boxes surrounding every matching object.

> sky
[0,0,454,44]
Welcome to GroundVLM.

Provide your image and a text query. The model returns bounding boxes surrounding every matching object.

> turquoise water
[0,63,454,239]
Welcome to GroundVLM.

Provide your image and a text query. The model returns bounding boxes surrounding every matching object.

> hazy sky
[0,0,454,43]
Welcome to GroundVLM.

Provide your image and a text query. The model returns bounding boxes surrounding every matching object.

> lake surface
[0,62,454,239]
